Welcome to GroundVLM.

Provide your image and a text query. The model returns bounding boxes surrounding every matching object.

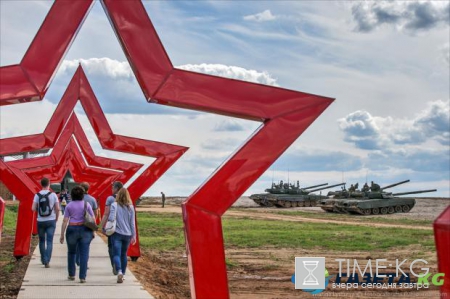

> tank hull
[250,193,328,208]
[320,197,416,215]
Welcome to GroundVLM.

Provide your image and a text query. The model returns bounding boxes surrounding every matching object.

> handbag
[105,202,117,236]
[83,201,98,231]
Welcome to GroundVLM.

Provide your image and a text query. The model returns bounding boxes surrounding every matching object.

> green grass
[232,209,433,226]
[2,205,19,234]
[272,210,433,226]
[136,212,435,252]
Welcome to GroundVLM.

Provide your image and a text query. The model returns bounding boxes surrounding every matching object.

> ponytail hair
[116,188,132,208]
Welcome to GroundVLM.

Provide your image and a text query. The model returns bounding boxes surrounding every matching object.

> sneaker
[117,273,123,283]
[80,279,86,283]
[45,264,50,268]
[68,276,75,281]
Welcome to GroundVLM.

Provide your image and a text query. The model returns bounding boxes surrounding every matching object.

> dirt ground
[0,233,36,299]
[132,196,448,299]
[1,197,447,299]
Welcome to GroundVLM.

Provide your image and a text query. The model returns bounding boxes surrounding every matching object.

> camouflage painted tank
[319,179,437,215]
[250,181,346,208]
[319,180,409,212]
[335,189,437,215]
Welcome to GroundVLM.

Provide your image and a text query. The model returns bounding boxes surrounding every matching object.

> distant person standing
[100,181,123,275]
[32,177,60,268]
[59,189,68,215]
[109,188,136,283]
[161,192,166,208]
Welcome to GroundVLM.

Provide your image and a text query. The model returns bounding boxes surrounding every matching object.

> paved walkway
[18,220,154,299]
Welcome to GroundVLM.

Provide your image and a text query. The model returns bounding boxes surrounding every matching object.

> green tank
[319,179,437,215]
[334,189,437,215]
[319,180,410,213]
[250,181,346,208]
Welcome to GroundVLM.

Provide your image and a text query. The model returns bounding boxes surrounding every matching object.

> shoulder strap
[112,202,118,220]
[84,200,87,213]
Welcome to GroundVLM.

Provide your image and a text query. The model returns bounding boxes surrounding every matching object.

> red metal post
[1,67,187,257]
[434,206,450,298]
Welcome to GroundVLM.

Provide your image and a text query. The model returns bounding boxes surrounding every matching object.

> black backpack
[37,192,53,217]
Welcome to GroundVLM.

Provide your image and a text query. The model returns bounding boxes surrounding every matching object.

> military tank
[336,189,437,215]
[319,179,437,215]
[250,181,346,208]
[320,180,410,213]
[319,180,409,213]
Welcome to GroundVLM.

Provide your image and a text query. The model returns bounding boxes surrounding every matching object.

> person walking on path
[107,188,136,283]
[32,177,60,268]
[99,181,123,275]
[60,186,95,283]
[75,182,99,267]
[161,192,166,208]
[59,189,69,216]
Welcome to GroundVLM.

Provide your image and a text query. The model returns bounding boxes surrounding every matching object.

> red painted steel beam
[0,0,94,105]
[434,206,450,298]
[102,1,334,297]
[1,67,187,257]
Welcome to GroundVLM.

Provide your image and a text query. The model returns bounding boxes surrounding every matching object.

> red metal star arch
[0,66,188,257]
[1,1,333,298]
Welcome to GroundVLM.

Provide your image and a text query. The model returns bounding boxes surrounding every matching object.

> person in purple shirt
[59,186,95,283]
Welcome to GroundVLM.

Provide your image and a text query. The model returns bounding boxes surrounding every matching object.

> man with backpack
[32,177,60,268]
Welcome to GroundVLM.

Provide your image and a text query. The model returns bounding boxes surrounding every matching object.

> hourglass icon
[303,260,319,285]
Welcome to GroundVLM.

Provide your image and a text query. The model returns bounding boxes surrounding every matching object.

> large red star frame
[1,1,335,298]
[0,66,188,257]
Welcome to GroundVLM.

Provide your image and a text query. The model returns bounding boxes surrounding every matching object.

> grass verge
[270,210,433,226]
[136,211,435,252]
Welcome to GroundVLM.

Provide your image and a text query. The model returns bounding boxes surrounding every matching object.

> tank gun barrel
[381,180,410,190]
[302,183,328,190]
[309,182,346,193]
[393,189,437,196]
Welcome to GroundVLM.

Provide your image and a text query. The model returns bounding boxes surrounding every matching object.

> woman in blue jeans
[106,187,136,283]
[60,186,95,283]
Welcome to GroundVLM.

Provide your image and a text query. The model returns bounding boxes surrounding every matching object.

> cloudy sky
[1,1,449,197]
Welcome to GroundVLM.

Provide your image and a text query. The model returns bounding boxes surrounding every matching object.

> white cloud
[177,63,278,86]
[61,59,279,86]
[338,110,384,150]
[60,58,134,79]
[243,10,276,22]
[339,100,450,149]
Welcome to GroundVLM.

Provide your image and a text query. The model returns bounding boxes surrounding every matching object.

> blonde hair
[116,188,132,208]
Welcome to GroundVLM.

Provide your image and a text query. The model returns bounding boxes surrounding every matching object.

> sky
[0,1,449,198]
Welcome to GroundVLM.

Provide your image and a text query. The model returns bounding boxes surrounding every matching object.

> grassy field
[136,211,435,252]
[2,205,18,235]
[270,210,434,226]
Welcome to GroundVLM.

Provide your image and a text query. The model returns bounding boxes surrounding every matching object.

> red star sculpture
[0,66,188,257]
[1,1,333,298]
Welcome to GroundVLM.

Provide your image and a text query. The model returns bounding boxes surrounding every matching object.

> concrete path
[18,220,154,299]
